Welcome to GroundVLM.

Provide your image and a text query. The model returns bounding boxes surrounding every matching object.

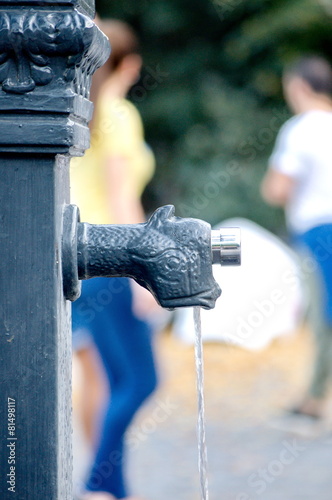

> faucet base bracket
[62,204,81,301]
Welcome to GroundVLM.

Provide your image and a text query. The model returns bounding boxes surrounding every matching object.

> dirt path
[128,327,332,500]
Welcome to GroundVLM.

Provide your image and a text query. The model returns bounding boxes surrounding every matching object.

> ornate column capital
[0,1,110,155]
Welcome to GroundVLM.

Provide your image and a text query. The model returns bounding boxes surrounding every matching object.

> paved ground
[125,327,332,500]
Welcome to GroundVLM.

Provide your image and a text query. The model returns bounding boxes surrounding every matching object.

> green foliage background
[96,0,332,235]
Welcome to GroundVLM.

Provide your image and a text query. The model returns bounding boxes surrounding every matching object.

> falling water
[194,306,209,500]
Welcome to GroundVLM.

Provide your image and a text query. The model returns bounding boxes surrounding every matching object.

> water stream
[194,306,209,500]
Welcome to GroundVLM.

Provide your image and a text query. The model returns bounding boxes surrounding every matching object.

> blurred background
[96,0,332,234]
[74,2,332,499]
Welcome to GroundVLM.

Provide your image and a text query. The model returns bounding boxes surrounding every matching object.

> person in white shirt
[261,55,332,419]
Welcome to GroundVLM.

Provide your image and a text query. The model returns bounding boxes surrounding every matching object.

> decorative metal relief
[76,205,222,309]
[0,10,108,95]
[125,205,222,309]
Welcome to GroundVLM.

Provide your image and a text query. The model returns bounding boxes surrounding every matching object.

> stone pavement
[126,327,332,500]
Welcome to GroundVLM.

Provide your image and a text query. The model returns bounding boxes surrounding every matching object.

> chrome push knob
[211,228,241,266]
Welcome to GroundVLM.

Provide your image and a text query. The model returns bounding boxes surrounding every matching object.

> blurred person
[261,55,332,419]
[71,18,161,500]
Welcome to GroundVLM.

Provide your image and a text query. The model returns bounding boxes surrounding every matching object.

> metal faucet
[63,204,241,310]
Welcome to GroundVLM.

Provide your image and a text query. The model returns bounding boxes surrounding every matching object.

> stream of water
[194,306,209,500]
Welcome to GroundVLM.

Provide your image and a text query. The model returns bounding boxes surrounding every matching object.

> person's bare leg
[294,263,332,419]
[76,345,108,444]
[291,397,325,418]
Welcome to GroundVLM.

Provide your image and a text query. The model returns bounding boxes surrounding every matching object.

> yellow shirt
[70,96,155,224]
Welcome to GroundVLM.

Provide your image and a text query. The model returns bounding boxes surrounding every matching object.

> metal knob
[211,227,241,266]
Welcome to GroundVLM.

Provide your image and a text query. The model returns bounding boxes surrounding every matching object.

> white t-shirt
[269,110,332,233]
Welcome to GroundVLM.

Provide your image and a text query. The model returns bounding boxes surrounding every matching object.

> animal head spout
[131,205,221,309]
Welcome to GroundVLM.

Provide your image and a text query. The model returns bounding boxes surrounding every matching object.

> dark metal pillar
[0,1,109,498]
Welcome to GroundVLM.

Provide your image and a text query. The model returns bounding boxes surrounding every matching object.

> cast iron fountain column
[0,1,109,498]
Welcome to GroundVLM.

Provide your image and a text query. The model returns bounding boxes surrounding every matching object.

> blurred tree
[95,0,332,235]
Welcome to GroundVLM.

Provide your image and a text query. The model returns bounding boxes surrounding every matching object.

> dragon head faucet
[63,204,240,309]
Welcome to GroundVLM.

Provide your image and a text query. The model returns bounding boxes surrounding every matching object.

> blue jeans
[293,224,332,325]
[72,277,158,498]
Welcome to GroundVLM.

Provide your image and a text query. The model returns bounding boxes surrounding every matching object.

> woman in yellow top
[71,22,154,225]
[71,20,158,500]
